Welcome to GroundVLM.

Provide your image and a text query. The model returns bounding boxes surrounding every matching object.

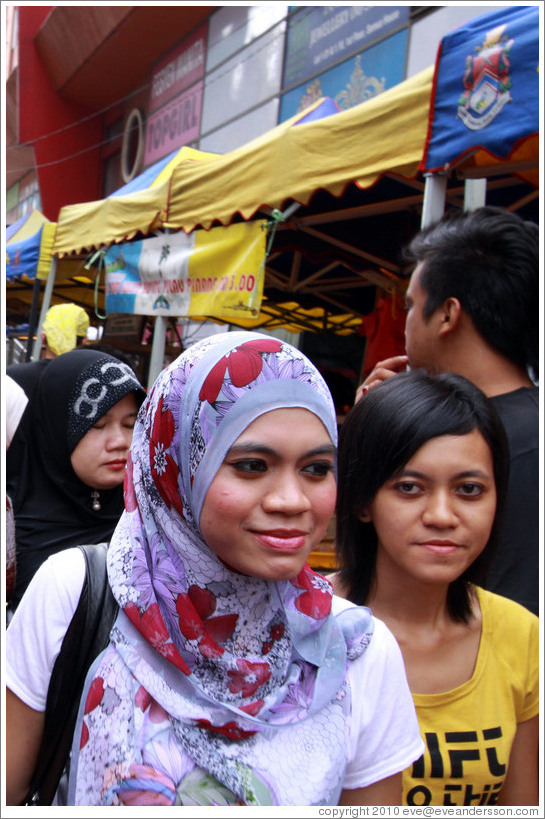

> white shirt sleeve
[5,548,86,711]
[337,603,425,790]
[5,375,28,449]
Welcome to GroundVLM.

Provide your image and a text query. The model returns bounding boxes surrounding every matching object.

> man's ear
[438,297,462,337]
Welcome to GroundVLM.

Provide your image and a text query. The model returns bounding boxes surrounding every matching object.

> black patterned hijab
[8,348,146,609]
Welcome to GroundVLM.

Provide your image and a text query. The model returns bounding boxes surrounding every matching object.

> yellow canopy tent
[51,68,432,257]
[49,67,434,347]
[164,66,433,233]
[52,146,219,257]
[13,148,220,361]
[158,66,436,338]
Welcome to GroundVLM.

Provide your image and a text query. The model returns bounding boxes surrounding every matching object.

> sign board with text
[283,5,409,90]
[104,221,267,319]
[280,28,407,121]
[144,81,204,166]
[149,23,208,112]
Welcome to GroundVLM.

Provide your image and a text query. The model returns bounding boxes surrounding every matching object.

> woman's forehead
[232,407,334,443]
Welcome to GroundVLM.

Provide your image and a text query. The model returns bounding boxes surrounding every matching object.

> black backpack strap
[25,543,119,805]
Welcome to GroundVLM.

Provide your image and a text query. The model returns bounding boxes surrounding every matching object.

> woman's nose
[262,472,311,515]
[106,425,132,451]
[421,490,458,527]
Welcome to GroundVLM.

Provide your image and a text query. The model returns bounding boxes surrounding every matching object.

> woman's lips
[105,459,126,471]
[418,540,461,555]
[253,530,308,552]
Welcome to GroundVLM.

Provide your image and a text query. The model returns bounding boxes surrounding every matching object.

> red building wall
[18,6,103,220]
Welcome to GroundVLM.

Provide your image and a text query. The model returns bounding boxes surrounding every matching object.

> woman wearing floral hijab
[6,332,423,806]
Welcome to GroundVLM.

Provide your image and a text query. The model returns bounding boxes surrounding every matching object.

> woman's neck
[367,572,452,636]
[366,569,481,695]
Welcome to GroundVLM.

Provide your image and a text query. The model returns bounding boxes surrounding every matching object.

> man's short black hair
[404,206,538,381]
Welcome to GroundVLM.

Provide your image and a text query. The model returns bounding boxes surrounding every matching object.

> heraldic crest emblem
[457,24,514,131]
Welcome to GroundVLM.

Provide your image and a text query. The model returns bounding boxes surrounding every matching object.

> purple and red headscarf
[69,331,373,806]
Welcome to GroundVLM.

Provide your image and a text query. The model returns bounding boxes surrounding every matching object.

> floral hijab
[69,332,373,806]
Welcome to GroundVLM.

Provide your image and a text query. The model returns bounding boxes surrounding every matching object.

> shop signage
[144,81,203,166]
[149,23,207,112]
[104,221,267,319]
[280,28,407,122]
[283,5,409,90]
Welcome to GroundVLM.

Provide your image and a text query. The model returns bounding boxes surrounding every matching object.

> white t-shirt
[6,548,424,792]
[5,374,29,449]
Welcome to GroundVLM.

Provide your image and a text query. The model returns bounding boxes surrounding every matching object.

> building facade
[6,4,504,223]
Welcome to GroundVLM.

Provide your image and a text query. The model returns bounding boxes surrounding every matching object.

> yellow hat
[43,303,90,356]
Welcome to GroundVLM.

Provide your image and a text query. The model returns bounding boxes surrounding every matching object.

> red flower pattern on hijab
[135,686,169,722]
[227,658,271,698]
[262,622,285,655]
[199,339,283,403]
[80,676,105,748]
[290,568,333,619]
[124,451,137,512]
[125,602,191,675]
[149,397,184,519]
[196,719,256,740]
[176,585,238,658]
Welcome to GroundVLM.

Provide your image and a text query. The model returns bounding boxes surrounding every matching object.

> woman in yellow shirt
[331,370,539,807]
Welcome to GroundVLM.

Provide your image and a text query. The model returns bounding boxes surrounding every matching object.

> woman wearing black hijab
[7,348,146,611]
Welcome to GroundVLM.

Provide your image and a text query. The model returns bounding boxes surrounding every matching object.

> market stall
[6,209,88,360]
[47,65,435,384]
[30,7,538,386]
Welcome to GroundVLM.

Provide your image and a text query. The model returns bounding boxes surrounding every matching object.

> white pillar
[421,174,447,228]
[31,256,57,361]
[147,315,167,389]
[463,178,487,212]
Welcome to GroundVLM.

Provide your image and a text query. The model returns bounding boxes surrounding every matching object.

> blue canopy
[6,210,54,282]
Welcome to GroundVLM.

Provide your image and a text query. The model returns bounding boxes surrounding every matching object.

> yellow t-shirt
[403,587,539,807]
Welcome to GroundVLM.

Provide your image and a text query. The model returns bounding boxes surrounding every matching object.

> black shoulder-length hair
[336,370,509,622]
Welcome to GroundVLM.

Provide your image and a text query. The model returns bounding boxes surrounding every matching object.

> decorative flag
[421,5,539,172]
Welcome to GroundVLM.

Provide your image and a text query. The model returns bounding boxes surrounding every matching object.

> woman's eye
[231,459,267,474]
[302,461,334,478]
[457,483,484,497]
[396,482,422,495]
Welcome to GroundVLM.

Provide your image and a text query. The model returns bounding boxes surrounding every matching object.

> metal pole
[25,277,42,361]
[31,256,57,361]
[147,315,167,390]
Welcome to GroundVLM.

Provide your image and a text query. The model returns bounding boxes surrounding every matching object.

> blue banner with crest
[422,6,539,172]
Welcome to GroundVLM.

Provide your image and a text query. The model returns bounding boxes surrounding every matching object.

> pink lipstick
[253,530,307,552]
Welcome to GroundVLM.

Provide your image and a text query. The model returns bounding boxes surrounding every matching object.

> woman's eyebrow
[396,468,492,480]
[227,443,336,457]
[100,409,139,420]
